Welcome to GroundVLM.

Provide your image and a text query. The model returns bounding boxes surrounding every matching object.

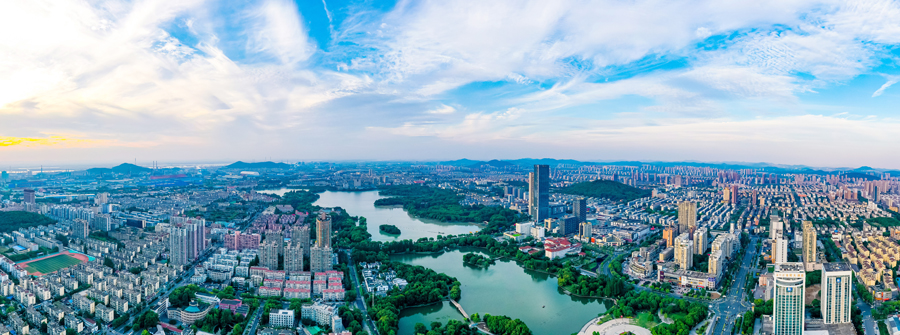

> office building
[773,263,805,335]
[528,165,550,222]
[572,197,587,223]
[94,192,109,205]
[558,215,579,236]
[678,201,696,234]
[23,189,35,204]
[821,262,852,324]
[260,240,279,270]
[73,219,90,239]
[310,246,333,274]
[292,224,310,257]
[693,227,708,255]
[92,214,113,231]
[770,216,783,239]
[284,242,304,272]
[773,238,788,264]
[269,309,295,328]
[266,229,284,256]
[674,233,693,270]
[802,221,817,270]
[316,213,332,249]
[168,221,207,266]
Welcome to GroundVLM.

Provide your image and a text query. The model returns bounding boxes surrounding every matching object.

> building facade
[773,263,805,335]
[678,201,696,234]
[674,233,693,270]
[528,165,550,222]
[821,262,852,324]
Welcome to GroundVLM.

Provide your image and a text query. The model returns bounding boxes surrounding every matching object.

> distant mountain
[87,163,152,175]
[558,180,652,202]
[437,159,486,167]
[223,161,293,169]
[469,160,516,169]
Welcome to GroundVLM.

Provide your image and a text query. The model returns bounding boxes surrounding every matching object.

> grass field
[24,254,83,274]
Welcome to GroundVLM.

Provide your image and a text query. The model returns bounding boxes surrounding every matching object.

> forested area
[368,262,462,335]
[462,253,493,268]
[375,185,524,233]
[603,290,708,335]
[0,211,56,233]
[557,266,628,298]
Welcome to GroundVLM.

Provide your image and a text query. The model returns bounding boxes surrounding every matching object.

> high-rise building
[168,220,207,266]
[663,226,677,248]
[558,215,579,236]
[310,246,332,273]
[94,192,109,206]
[572,197,587,223]
[291,224,310,257]
[722,187,731,204]
[770,216,783,239]
[315,213,332,249]
[579,222,592,241]
[773,238,788,264]
[674,233,693,270]
[73,219,90,239]
[708,250,724,275]
[802,221,817,270]
[730,185,739,205]
[678,201,696,234]
[773,263,805,335]
[284,242,304,272]
[260,240,279,270]
[821,262,852,324]
[92,214,113,232]
[23,189,35,204]
[693,228,708,255]
[266,230,284,256]
[528,165,550,223]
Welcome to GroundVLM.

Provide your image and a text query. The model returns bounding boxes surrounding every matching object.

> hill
[0,211,57,233]
[87,163,152,174]
[223,161,293,169]
[558,180,651,202]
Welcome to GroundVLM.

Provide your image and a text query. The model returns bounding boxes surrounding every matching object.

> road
[858,301,876,335]
[346,250,379,335]
[710,236,759,335]
[242,304,264,335]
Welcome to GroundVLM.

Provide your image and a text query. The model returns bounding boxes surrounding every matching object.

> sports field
[22,253,86,275]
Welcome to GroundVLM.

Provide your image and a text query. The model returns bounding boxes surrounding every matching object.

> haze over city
[2,0,900,168]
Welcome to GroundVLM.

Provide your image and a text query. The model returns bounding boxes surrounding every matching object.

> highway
[710,235,759,335]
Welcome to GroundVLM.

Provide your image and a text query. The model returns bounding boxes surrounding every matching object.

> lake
[393,249,610,335]
[258,189,482,242]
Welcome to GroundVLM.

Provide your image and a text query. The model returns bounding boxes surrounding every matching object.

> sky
[2,0,900,168]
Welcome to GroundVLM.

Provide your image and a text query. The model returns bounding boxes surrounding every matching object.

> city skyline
[2,0,900,167]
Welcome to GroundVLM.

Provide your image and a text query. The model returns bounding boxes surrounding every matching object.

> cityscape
[3,1,900,335]
[0,161,898,335]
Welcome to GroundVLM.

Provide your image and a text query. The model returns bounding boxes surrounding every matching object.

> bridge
[449,299,469,320]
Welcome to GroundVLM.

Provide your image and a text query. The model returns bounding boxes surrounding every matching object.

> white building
[269,309,295,328]
[821,262,852,324]
[773,263,805,335]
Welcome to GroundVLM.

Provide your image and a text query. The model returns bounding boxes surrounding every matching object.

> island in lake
[379,224,401,235]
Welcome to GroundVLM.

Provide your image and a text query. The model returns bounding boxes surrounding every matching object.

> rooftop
[774,262,804,273]
[822,262,852,272]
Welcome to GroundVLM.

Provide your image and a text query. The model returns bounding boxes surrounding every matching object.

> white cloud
[872,75,900,97]
[247,0,315,65]
[424,104,456,114]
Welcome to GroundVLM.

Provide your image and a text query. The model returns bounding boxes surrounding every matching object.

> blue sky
[1,0,900,168]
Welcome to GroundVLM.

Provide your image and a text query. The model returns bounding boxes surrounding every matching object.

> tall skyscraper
[315,213,332,249]
[23,189,35,204]
[773,263,805,335]
[291,224,310,257]
[528,165,550,223]
[770,216,783,239]
[73,219,90,239]
[168,220,207,266]
[674,233,693,270]
[693,227,708,255]
[678,201,696,234]
[260,240,279,270]
[266,229,284,256]
[730,185,739,205]
[94,192,109,205]
[284,242,304,271]
[572,197,587,223]
[802,220,817,270]
[821,262,852,324]
[773,238,788,263]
